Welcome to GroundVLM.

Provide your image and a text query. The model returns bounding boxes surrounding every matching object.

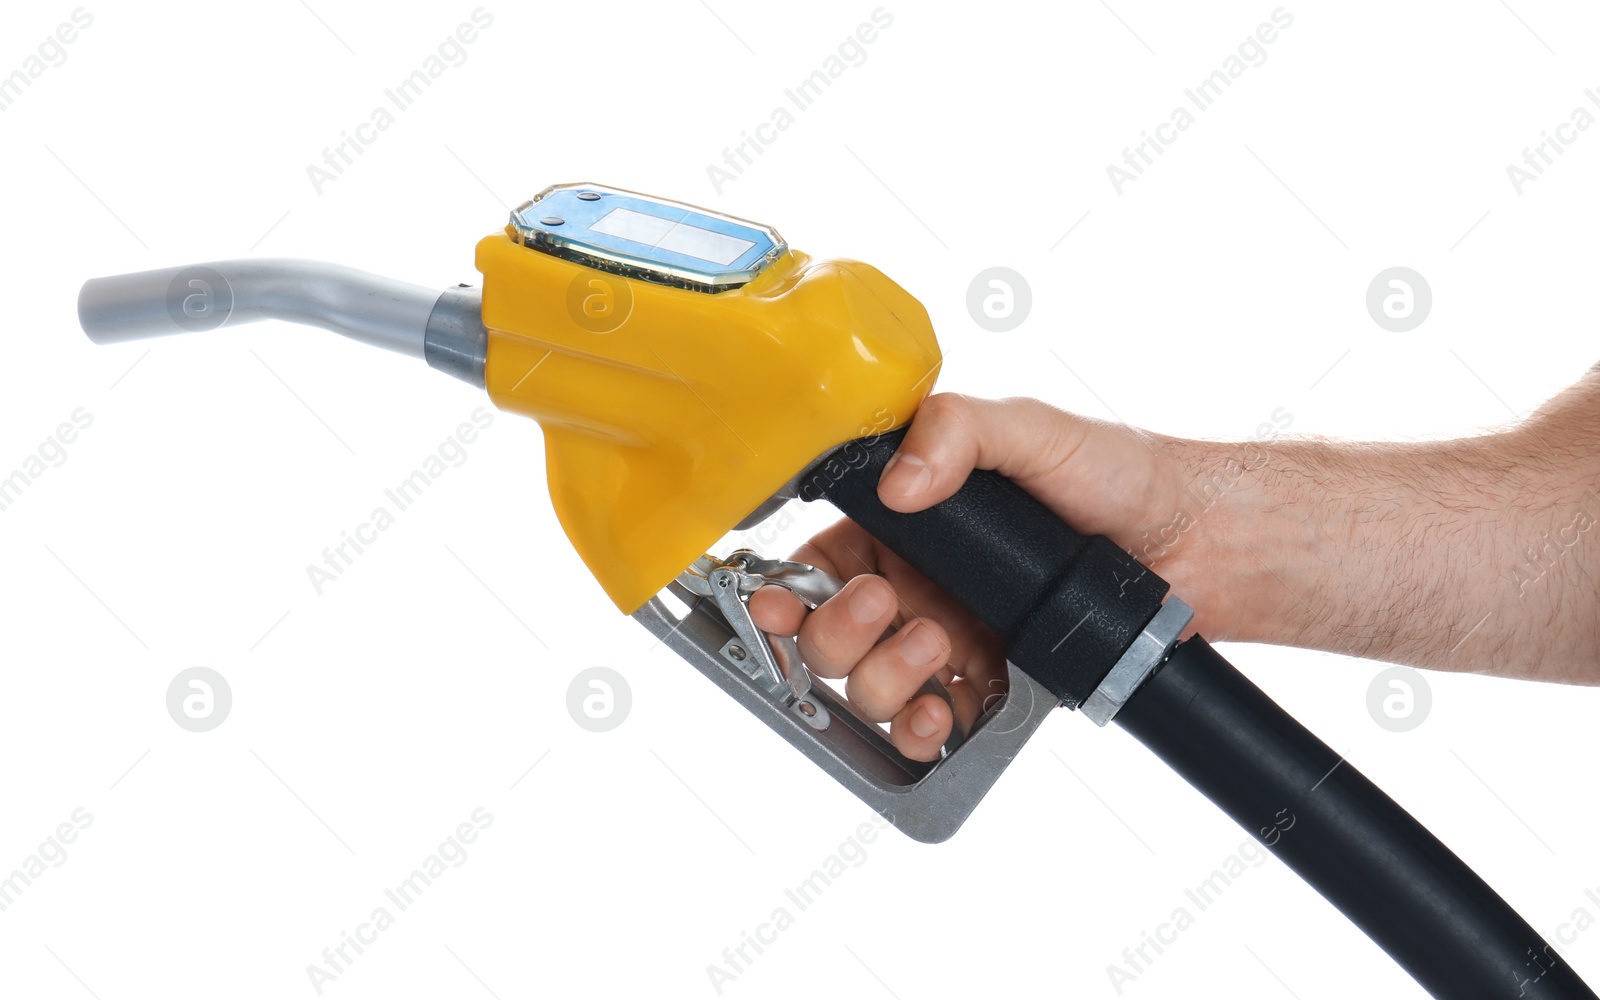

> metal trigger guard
[634,547,1062,843]
[679,549,966,753]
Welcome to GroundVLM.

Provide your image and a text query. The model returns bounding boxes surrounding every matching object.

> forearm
[1169,379,1600,681]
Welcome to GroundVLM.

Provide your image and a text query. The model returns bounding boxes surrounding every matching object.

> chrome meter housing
[509,182,786,292]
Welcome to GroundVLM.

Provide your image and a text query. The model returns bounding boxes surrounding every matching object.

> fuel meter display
[509,183,784,291]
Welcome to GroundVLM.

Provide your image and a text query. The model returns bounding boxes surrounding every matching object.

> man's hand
[750,381,1600,755]
[749,393,1215,759]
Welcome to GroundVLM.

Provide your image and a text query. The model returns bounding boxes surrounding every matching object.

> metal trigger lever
[677,549,968,755]
[676,553,830,731]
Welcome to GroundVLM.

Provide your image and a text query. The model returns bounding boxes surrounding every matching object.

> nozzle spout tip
[75,259,444,360]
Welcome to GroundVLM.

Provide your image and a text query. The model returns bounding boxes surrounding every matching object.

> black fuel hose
[1116,636,1594,999]
[814,427,1595,999]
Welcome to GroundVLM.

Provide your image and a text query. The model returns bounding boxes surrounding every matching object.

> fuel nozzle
[77,258,487,386]
[73,182,942,615]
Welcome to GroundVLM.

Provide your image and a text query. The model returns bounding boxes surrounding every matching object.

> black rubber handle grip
[801,427,1168,707]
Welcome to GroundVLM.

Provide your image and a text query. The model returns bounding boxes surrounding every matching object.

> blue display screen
[525,188,776,276]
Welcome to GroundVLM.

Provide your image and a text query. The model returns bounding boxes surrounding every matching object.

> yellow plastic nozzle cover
[475,232,941,614]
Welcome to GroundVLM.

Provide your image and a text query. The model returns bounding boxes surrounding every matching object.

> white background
[2,1,1598,997]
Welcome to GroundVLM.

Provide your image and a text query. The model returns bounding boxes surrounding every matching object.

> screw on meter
[509,183,785,293]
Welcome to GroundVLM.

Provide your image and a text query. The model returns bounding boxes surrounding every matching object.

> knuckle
[799,602,876,676]
[915,391,967,429]
[846,671,897,722]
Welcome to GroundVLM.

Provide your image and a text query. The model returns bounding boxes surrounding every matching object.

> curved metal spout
[77,258,487,385]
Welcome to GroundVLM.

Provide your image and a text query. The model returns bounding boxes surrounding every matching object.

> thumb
[875,393,1183,542]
